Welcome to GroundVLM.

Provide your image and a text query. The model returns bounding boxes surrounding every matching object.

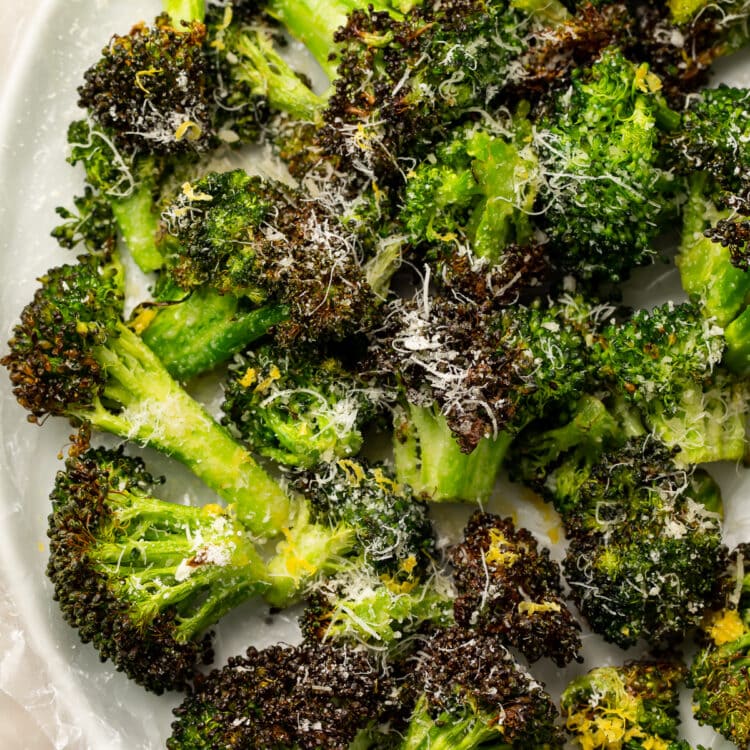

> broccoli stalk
[46,446,272,693]
[1,253,291,536]
[134,289,288,381]
[164,0,205,24]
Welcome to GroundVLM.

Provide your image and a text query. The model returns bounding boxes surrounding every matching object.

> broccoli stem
[163,0,206,24]
[139,290,289,381]
[393,404,513,503]
[81,324,291,536]
[401,699,506,750]
[231,29,329,120]
[110,185,165,273]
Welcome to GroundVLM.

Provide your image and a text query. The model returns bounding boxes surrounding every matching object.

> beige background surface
[1,3,57,748]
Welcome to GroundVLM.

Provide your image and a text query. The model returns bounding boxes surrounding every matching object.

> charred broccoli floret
[561,659,691,750]
[46,445,271,693]
[374,281,590,502]
[451,512,582,666]
[168,641,396,749]
[399,626,565,750]
[221,345,388,468]
[0,252,290,536]
[689,544,750,749]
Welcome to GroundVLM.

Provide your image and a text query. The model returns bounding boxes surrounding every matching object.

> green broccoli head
[167,641,396,749]
[51,186,117,254]
[163,168,379,342]
[537,46,680,280]
[46,445,270,693]
[561,659,689,750]
[77,14,215,155]
[401,119,540,265]
[451,512,582,667]
[400,626,564,750]
[561,439,727,648]
[689,544,750,749]
[221,345,388,468]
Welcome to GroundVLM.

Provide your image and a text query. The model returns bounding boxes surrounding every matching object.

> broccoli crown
[320,1,527,178]
[678,86,750,199]
[374,283,591,453]
[164,168,379,342]
[167,641,395,750]
[537,46,679,280]
[222,345,387,468]
[451,512,581,666]
[592,301,726,412]
[77,14,214,154]
[689,544,750,749]
[1,253,123,420]
[561,659,688,750]
[46,446,270,692]
[401,626,564,750]
[561,439,727,647]
[289,459,436,574]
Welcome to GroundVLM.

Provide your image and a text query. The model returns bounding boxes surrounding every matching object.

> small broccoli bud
[451,512,582,666]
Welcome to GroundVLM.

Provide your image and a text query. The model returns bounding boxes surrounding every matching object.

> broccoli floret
[400,117,540,266]
[451,512,582,666]
[167,641,396,749]
[134,288,289,382]
[262,460,437,607]
[536,46,680,280]
[46,445,270,693]
[221,345,388,468]
[1,253,291,536]
[591,301,749,464]
[51,186,117,255]
[560,439,727,648]
[399,626,565,750]
[163,169,380,344]
[561,659,691,750]
[374,282,591,501]
[689,544,750,749]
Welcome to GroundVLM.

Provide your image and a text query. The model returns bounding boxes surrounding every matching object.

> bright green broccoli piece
[399,626,564,750]
[401,118,539,264]
[1,253,291,536]
[221,345,386,467]
[689,544,750,749]
[536,46,680,280]
[46,445,270,693]
[561,659,691,750]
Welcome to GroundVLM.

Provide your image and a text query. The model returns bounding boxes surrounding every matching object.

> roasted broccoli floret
[591,301,749,464]
[535,46,680,281]
[264,459,437,607]
[399,626,564,750]
[689,544,750,749]
[374,281,590,502]
[51,185,117,255]
[221,345,388,468]
[168,641,396,749]
[46,445,270,693]
[561,659,691,750]
[451,512,582,666]
[1,253,291,536]
[559,439,726,647]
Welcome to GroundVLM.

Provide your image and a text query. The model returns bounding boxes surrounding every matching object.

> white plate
[0,3,746,748]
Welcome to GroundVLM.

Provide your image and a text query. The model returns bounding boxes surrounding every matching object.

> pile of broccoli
[5,0,750,747]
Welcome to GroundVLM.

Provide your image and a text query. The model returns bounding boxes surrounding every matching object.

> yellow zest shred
[337,459,366,485]
[128,307,158,335]
[517,600,561,616]
[238,367,257,389]
[705,608,746,646]
[181,181,214,202]
[484,528,519,567]
[254,365,282,393]
[134,67,162,93]
[174,120,203,143]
